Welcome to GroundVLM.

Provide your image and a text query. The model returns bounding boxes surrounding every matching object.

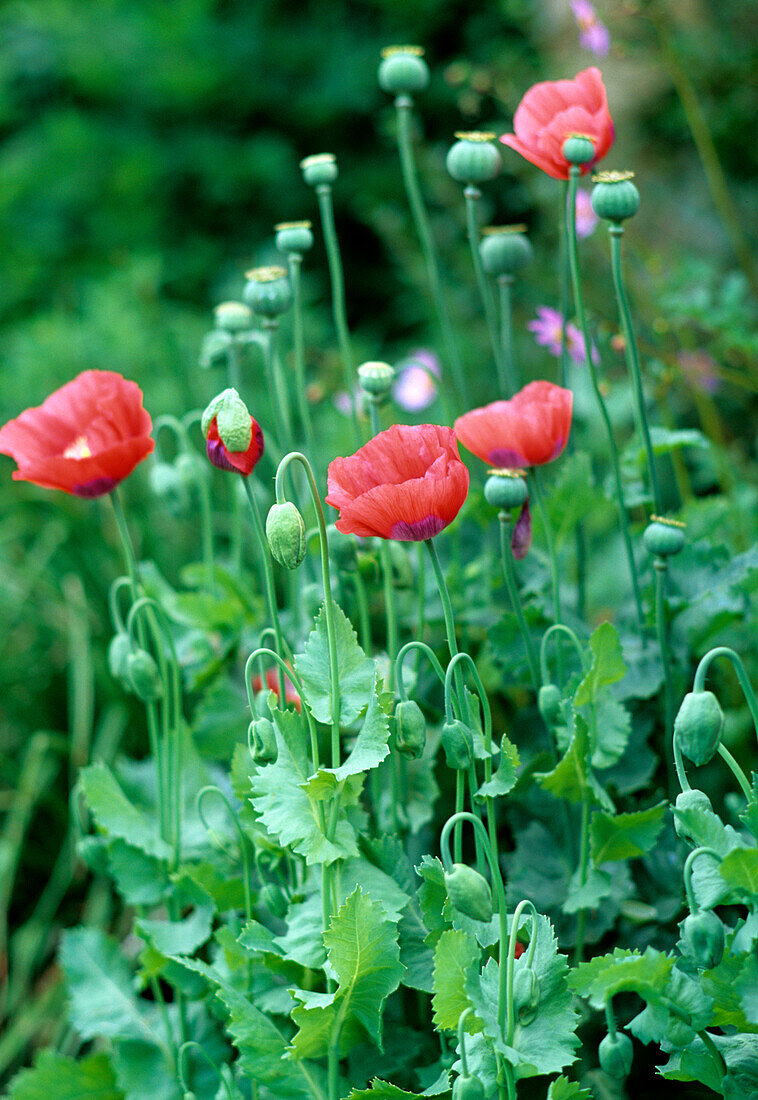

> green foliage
[7,1052,123,1100]
[295,603,376,726]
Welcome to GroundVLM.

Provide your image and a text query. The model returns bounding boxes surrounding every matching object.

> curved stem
[694,646,758,741]
[717,743,752,799]
[673,733,691,793]
[566,167,644,630]
[540,623,586,687]
[505,899,540,1043]
[394,97,467,408]
[242,479,288,703]
[497,276,517,397]
[315,184,360,445]
[498,512,540,690]
[108,575,131,635]
[179,1041,234,1100]
[286,253,317,457]
[395,640,447,701]
[197,786,253,922]
[683,846,723,913]
[464,186,507,394]
[608,227,662,513]
[153,416,215,594]
[244,648,320,776]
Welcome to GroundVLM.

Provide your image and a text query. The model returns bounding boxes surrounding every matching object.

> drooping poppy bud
[513,967,540,1024]
[249,717,278,765]
[125,649,163,702]
[444,863,494,923]
[202,389,264,477]
[394,700,427,760]
[674,691,724,766]
[538,684,564,728]
[260,882,288,919]
[266,502,307,569]
[441,719,474,770]
[107,632,134,683]
[680,910,725,970]
[598,1032,633,1079]
[452,1074,486,1100]
[673,789,713,842]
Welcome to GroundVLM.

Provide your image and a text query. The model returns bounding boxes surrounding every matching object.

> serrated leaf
[59,928,163,1045]
[348,1082,427,1099]
[736,954,758,1024]
[547,1076,592,1100]
[540,716,610,806]
[80,762,171,861]
[295,602,375,725]
[111,1039,182,1100]
[658,1044,724,1094]
[175,860,247,912]
[431,929,481,1031]
[476,736,520,800]
[7,1051,123,1100]
[136,905,214,957]
[308,676,390,789]
[590,691,631,769]
[648,426,710,454]
[562,867,613,914]
[720,847,758,900]
[574,622,625,708]
[590,802,667,864]
[290,887,404,1058]
[740,774,758,840]
[107,840,167,906]
[702,944,758,1032]
[567,947,674,1009]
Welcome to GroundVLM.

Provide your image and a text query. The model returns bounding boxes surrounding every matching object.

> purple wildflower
[528,306,598,366]
[393,350,441,412]
[575,189,599,238]
[570,0,611,56]
[677,351,721,394]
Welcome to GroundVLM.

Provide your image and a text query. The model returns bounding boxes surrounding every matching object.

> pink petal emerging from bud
[511,500,532,559]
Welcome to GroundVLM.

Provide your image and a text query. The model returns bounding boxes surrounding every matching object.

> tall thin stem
[464,186,508,395]
[693,646,758,741]
[497,513,540,690]
[286,253,317,457]
[654,559,676,789]
[242,479,288,703]
[497,276,517,397]
[263,321,293,452]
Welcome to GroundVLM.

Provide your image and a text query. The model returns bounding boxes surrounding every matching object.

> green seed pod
[598,1031,633,1079]
[444,863,494,923]
[275,220,314,255]
[214,300,252,333]
[441,719,474,770]
[301,152,338,187]
[378,46,430,96]
[538,684,564,728]
[249,717,278,765]
[562,134,596,165]
[513,967,540,1024]
[673,789,713,841]
[484,470,528,510]
[452,1074,486,1100]
[591,170,640,222]
[243,266,292,319]
[666,1017,696,1048]
[108,632,134,683]
[266,502,307,570]
[479,226,532,278]
[357,360,395,399]
[126,649,163,702]
[674,691,724,766]
[446,132,501,184]
[260,881,288,919]
[681,910,725,969]
[643,517,686,558]
[394,700,426,760]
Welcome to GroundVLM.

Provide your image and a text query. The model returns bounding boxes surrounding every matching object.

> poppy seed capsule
[126,649,163,702]
[452,1075,486,1100]
[591,171,640,222]
[513,967,540,1024]
[444,863,494,922]
[378,46,430,96]
[249,717,278,765]
[394,699,426,759]
[266,502,307,569]
[479,226,532,278]
[598,1032,633,1080]
[300,152,338,187]
[243,266,292,319]
[275,220,314,255]
[484,470,528,510]
[674,690,724,766]
[441,719,474,770]
[446,132,501,184]
[214,300,252,333]
[538,683,564,727]
[643,517,686,558]
[562,133,596,166]
[681,910,725,969]
[673,789,713,841]
[357,360,395,399]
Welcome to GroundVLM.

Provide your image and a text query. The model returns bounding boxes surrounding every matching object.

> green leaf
[562,867,613,914]
[308,676,391,788]
[295,602,375,725]
[590,692,631,769]
[348,1083,430,1099]
[136,905,214,957]
[59,927,163,1045]
[476,736,520,800]
[702,944,758,1032]
[7,1051,123,1100]
[80,762,171,861]
[111,1040,182,1100]
[416,855,449,950]
[547,1077,592,1100]
[720,847,758,901]
[174,860,247,912]
[540,716,611,809]
[431,929,481,1031]
[658,1044,724,1094]
[290,886,404,1058]
[567,947,674,1009]
[648,426,710,454]
[736,954,758,1024]
[574,622,625,707]
[590,802,667,864]
[106,840,167,906]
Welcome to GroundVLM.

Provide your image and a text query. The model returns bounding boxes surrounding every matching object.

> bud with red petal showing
[202,388,264,476]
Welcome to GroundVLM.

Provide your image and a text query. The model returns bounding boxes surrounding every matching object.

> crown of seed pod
[300,152,338,187]
[484,469,528,510]
[214,300,253,333]
[479,226,532,278]
[446,132,501,184]
[243,266,292,319]
[275,220,314,255]
[643,515,686,558]
[592,170,640,222]
[378,45,430,96]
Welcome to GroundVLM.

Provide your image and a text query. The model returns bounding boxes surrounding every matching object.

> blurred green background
[0,0,756,1080]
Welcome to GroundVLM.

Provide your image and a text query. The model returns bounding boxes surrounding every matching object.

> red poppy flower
[326,424,469,541]
[252,666,301,711]
[206,416,264,476]
[0,370,154,497]
[501,67,614,180]
[454,381,573,469]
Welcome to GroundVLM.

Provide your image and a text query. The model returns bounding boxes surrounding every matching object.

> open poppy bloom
[454,381,573,469]
[252,666,301,711]
[501,68,614,180]
[0,370,154,497]
[326,424,469,541]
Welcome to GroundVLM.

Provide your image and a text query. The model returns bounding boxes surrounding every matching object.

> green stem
[263,321,293,451]
[351,569,372,655]
[654,559,677,789]
[226,337,241,392]
[242,479,288,703]
[315,184,360,445]
[698,1029,728,1080]
[683,847,722,912]
[694,646,758,741]
[608,227,663,513]
[717,743,752,799]
[394,96,467,408]
[244,648,322,782]
[566,167,645,630]
[153,416,215,595]
[505,900,539,1043]
[287,253,317,457]
[395,640,447,700]
[528,467,562,629]
[497,275,518,397]
[197,786,253,924]
[498,512,540,691]
[464,186,508,394]
[573,792,591,964]
[179,1041,234,1100]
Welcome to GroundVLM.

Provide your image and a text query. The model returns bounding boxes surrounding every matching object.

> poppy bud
[243,266,292,319]
[591,171,640,222]
[643,516,686,558]
[378,45,430,96]
[275,220,314,255]
[513,967,540,1024]
[358,360,395,400]
[301,152,339,187]
[249,717,278,765]
[598,1032,633,1079]
[214,300,253,333]
[538,684,564,728]
[148,461,189,515]
[107,632,134,683]
[452,1074,486,1100]
[394,700,426,759]
[444,863,494,922]
[446,132,501,184]
[260,882,288,919]
[562,133,596,166]
[484,469,528,510]
[674,691,724,766]
[266,502,307,569]
[202,389,264,477]
[680,910,725,969]
[441,719,474,770]
[666,1017,696,1048]
[479,226,532,278]
[673,789,713,841]
[126,649,163,702]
